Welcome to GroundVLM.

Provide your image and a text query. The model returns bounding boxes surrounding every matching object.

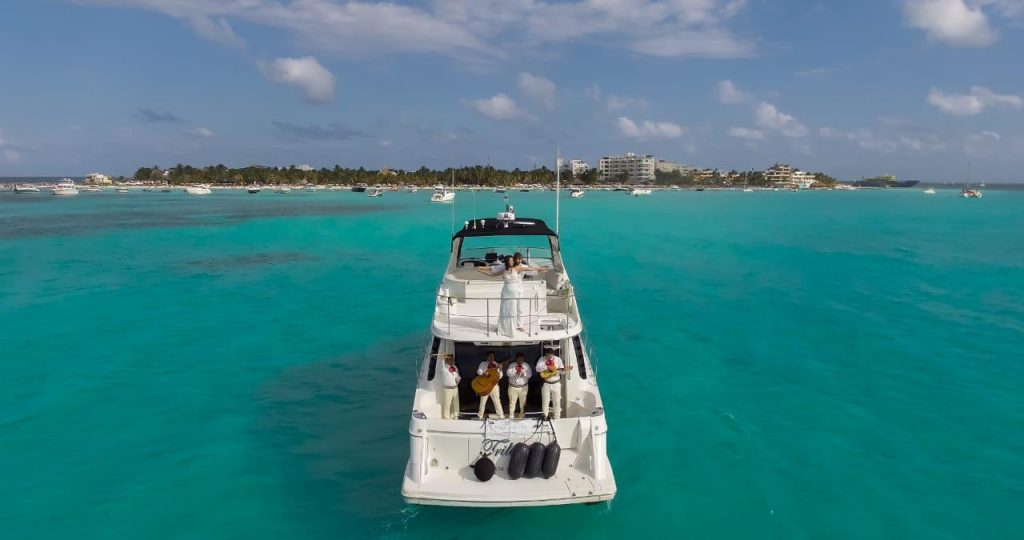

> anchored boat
[401,202,616,507]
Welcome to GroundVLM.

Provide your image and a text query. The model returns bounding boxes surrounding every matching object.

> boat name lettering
[481,438,514,455]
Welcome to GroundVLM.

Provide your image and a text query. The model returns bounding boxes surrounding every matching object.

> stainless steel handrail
[435,289,576,335]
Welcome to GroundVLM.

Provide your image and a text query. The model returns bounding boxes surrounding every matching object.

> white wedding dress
[497,269,523,337]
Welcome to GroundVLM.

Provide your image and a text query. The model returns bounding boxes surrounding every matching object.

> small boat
[493,187,507,193]
[368,187,384,198]
[185,185,211,195]
[274,186,292,194]
[80,186,101,193]
[51,179,79,196]
[247,185,262,194]
[629,187,652,196]
[961,162,981,198]
[408,186,419,193]
[351,183,368,193]
[13,184,40,193]
[569,187,585,198]
[430,185,455,203]
[743,188,754,192]
[695,187,705,192]
[116,187,130,193]
[923,188,936,195]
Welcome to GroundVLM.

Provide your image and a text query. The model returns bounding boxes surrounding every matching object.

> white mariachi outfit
[506,361,533,419]
[476,360,505,419]
[441,362,461,419]
[536,355,564,420]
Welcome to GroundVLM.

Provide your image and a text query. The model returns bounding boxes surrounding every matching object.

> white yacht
[569,188,585,198]
[431,185,456,203]
[368,187,384,198]
[401,205,616,507]
[51,179,79,196]
[961,188,982,198]
[115,187,130,193]
[923,187,936,195]
[274,186,292,194]
[13,184,40,193]
[80,186,101,193]
[185,185,211,195]
[247,185,262,194]
[629,187,652,196]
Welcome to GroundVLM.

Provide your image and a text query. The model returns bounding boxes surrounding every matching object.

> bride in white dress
[477,254,548,337]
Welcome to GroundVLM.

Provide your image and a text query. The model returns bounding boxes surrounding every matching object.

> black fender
[473,455,495,482]
[524,442,545,478]
[542,442,561,479]
[507,443,529,480]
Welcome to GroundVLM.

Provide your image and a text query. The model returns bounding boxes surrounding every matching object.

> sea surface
[1,188,1021,539]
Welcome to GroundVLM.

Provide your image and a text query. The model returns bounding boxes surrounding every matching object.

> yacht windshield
[458,235,553,268]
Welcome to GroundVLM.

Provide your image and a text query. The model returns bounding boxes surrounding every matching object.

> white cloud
[186,15,244,48]
[821,127,947,154]
[74,0,755,60]
[628,28,754,58]
[965,130,1001,157]
[616,116,684,139]
[727,127,765,141]
[606,94,649,110]
[190,127,215,138]
[517,73,556,110]
[716,80,751,104]
[468,94,530,120]
[259,57,335,104]
[754,102,809,137]
[927,86,1022,115]
[904,0,998,47]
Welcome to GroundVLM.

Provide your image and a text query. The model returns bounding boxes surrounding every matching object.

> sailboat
[961,162,982,198]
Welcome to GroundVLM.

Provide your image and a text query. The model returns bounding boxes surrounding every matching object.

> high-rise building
[598,153,655,183]
[655,160,694,175]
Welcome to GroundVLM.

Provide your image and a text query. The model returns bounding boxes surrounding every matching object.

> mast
[454,157,458,235]
[555,147,561,234]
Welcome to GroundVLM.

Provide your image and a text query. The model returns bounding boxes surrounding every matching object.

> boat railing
[435,288,577,337]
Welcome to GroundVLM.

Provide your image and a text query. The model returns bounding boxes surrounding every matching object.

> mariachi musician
[505,352,532,419]
[476,351,506,419]
[536,347,572,420]
[440,354,461,419]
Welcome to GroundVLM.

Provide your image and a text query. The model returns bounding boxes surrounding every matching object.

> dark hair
[515,352,526,360]
[513,252,523,261]
[543,348,554,355]
[486,351,496,358]
[503,256,515,270]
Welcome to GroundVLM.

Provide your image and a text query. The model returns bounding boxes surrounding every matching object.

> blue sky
[1,0,1023,181]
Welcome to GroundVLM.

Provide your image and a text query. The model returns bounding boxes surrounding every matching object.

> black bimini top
[453,217,558,239]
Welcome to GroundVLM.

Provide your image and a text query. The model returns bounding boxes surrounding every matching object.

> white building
[85,172,112,185]
[655,160,693,175]
[562,159,590,177]
[792,170,818,189]
[764,163,818,189]
[599,153,655,183]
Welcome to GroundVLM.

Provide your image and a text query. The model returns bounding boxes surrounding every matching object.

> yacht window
[426,337,441,381]
[572,335,588,379]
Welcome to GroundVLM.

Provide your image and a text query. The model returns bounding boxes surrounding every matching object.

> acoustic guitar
[471,361,509,396]
[539,365,573,380]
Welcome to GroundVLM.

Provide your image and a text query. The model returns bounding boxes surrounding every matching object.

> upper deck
[432,215,581,342]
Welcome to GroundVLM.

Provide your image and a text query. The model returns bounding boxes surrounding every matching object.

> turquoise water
[2,189,1021,539]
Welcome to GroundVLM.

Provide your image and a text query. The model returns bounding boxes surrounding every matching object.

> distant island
[128,162,841,189]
